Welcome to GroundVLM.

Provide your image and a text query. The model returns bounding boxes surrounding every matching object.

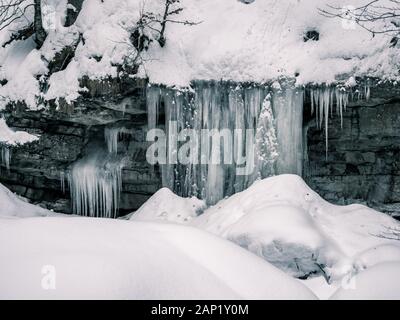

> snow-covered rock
[128,187,205,223]
[127,174,400,282]
[190,175,400,280]
[0,183,55,218]
[0,217,316,299]
[0,118,39,146]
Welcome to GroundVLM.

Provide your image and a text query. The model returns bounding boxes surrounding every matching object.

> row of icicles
[60,127,131,218]
[58,82,370,217]
[309,85,370,158]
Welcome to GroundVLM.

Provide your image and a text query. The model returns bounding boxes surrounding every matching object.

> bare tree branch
[0,0,47,48]
[319,0,400,37]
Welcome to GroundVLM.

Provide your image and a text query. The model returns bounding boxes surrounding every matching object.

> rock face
[305,82,400,218]
[1,78,399,218]
[0,78,160,214]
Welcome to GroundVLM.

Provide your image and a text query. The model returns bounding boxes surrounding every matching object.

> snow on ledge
[0,118,39,146]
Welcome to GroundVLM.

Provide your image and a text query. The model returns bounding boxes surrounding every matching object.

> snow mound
[129,188,205,223]
[0,217,316,300]
[0,183,54,218]
[354,244,400,270]
[330,262,400,300]
[191,175,400,280]
[0,118,39,146]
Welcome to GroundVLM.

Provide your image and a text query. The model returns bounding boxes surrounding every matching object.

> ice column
[272,86,304,176]
[1,146,10,170]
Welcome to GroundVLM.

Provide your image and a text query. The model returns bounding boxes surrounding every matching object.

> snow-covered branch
[320,0,400,38]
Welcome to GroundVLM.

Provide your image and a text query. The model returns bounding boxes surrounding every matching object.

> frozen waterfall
[146,81,303,205]
[1,146,10,170]
[272,86,304,175]
[67,149,125,219]
[62,80,371,216]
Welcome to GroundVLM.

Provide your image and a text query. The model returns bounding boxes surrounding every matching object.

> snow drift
[0,183,55,218]
[131,174,400,283]
[1,174,400,299]
[0,217,316,300]
[128,187,205,223]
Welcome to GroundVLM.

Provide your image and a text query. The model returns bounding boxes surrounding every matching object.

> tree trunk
[34,0,47,49]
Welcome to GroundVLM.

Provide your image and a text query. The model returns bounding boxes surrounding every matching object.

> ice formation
[272,86,304,175]
[0,117,38,171]
[60,171,66,194]
[147,82,303,204]
[309,84,370,157]
[67,151,124,218]
[0,146,10,170]
[104,126,133,154]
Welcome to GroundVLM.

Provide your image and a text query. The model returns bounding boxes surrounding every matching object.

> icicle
[147,82,276,205]
[60,170,66,194]
[364,85,371,101]
[1,146,10,170]
[254,95,279,179]
[104,127,132,154]
[309,86,351,159]
[146,86,161,130]
[67,152,125,218]
[272,86,304,175]
[105,127,120,154]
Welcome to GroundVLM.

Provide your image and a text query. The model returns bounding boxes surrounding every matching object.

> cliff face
[0,77,160,214]
[305,82,400,218]
[0,78,400,218]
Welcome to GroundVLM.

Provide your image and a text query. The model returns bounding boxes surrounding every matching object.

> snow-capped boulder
[191,175,400,280]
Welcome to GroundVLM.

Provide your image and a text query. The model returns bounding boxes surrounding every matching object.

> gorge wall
[1,78,399,218]
[305,82,400,218]
[0,78,160,214]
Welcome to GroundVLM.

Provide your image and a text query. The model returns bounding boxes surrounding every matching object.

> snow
[144,0,400,86]
[1,173,400,299]
[190,175,399,280]
[0,0,399,109]
[0,217,316,299]
[0,183,55,218]
[129,187,206,224]
[0,117,39,169]
[0,118,39,146]
[127,174,400,294]
[330,262,400,300]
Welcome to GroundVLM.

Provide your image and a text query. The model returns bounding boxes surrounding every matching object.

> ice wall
[147,82,303,204]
